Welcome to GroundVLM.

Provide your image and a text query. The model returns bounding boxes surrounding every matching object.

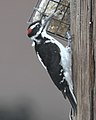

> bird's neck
[33,31,51,45]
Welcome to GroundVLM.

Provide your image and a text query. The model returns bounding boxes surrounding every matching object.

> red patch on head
[27,28,32,35]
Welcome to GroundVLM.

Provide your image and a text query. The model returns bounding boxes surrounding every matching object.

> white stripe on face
[30,23,39,29]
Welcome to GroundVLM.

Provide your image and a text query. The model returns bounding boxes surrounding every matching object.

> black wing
[35,42,66,91]
[35,42,77,112]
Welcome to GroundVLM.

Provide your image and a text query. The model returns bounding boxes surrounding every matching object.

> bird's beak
[44,13,54,25]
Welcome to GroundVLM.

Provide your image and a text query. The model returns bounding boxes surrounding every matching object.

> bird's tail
[62,86,77,113]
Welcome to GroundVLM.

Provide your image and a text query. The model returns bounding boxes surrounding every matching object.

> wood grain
[70,0,96,120]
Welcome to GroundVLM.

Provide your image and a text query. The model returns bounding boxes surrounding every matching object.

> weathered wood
[93,1,96,120]
[70,0,96,120]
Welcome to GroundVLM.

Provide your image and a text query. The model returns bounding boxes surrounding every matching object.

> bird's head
[27,12,54,41]
[27,20,42,39]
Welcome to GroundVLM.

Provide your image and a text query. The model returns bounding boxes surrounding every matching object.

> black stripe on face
[28,20,40,29]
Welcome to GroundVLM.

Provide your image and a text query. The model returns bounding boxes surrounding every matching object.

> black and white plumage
[27,15,77,113]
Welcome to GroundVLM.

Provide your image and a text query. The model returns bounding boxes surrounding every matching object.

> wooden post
[70,0,96,120]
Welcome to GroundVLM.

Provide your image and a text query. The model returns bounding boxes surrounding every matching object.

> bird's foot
[66,31,74,47]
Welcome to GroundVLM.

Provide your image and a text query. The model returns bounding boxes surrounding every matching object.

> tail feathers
[62,86,77,112]
[69,108,76,120]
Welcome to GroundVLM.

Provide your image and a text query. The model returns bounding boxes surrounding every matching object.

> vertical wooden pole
[93,0,96,119]
[70,0,96,120]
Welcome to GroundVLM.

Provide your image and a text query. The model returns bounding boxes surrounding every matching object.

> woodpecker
[27,14,77,113]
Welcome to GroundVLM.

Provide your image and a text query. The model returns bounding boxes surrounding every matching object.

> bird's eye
[37,24,40,28]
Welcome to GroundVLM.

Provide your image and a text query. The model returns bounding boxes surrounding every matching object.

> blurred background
[0,0,70,120]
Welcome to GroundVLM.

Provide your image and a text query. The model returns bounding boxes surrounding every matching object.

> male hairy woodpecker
[27,14,77,113]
